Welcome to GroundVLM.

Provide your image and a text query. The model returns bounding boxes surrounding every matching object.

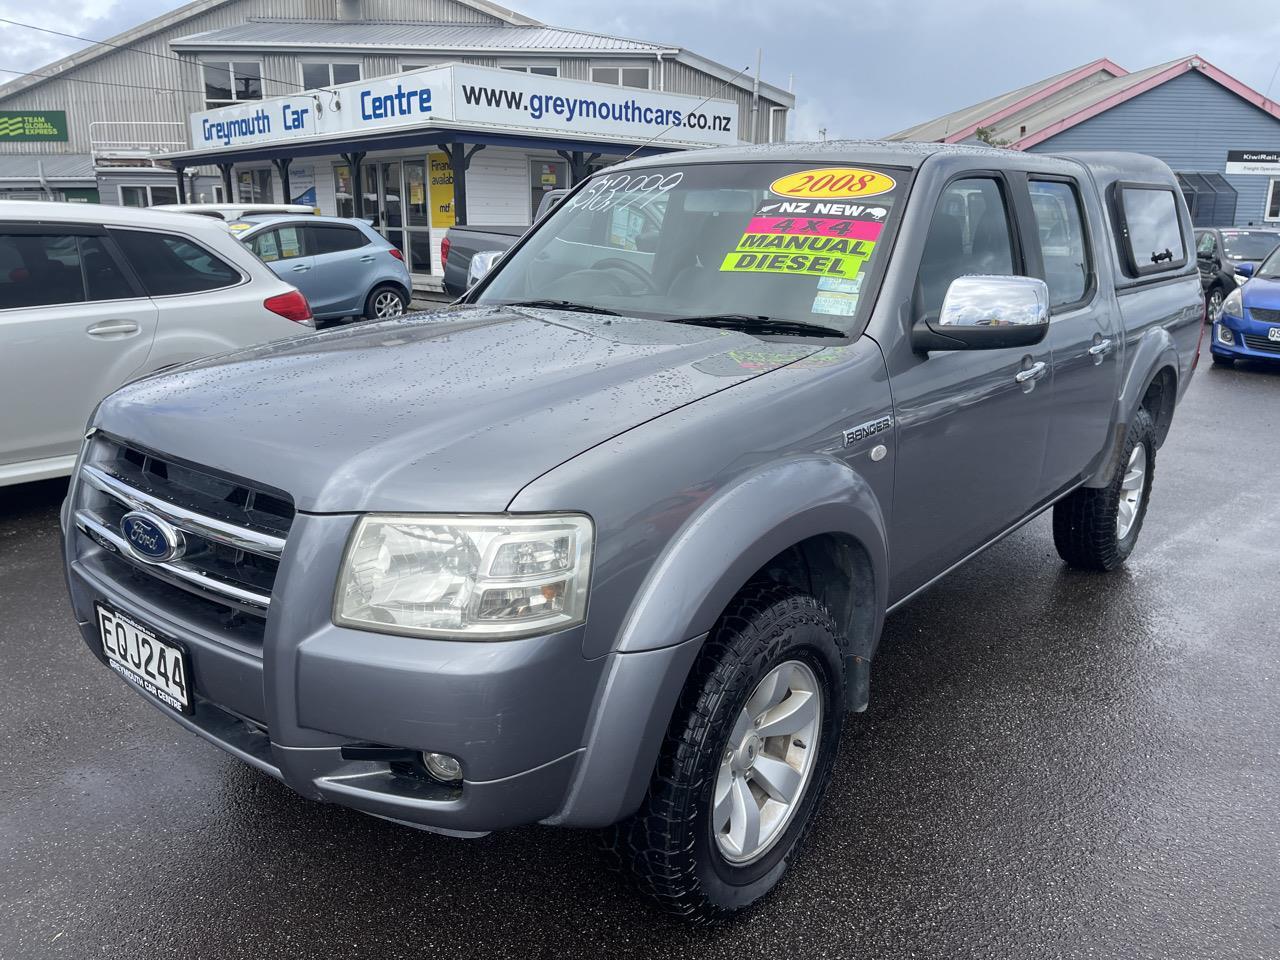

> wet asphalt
[2,357,1278,960]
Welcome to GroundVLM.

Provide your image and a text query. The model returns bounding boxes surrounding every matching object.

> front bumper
[64,504,695,834]
[1210,313,1280,361]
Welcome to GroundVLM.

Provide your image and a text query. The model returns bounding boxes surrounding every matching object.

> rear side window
[0,232,136,308]
[306,224,367,256]
[1115,185,1186,277]
[111,230,241,296]
[1029,180,1091,309]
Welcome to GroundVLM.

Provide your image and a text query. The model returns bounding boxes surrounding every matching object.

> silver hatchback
[236,216,413,323]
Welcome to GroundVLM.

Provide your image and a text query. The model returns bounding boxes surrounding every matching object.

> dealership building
[890,54,1280,228]
[0,0,793,285]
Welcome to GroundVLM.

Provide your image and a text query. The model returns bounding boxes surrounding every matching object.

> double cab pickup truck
[62,142,1203,920]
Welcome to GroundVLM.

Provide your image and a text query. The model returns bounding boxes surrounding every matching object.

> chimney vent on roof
[337,0,363,21]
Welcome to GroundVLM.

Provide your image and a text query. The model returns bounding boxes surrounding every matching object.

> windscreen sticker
[817,275,863,294]
[757,200,889,220]
[769,168,897,200]
[745,216,883,241]
[812,291,861,316]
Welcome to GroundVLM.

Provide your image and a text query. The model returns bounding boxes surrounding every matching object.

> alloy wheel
[1116,441,1147,540]
[712,660,823,864]
[374,291,404,318]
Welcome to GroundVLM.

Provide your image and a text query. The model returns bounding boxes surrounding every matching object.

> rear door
[1022,175,1122,492]
[299,223,373,317]
[0,225,157,467]
[887,173,1055,600]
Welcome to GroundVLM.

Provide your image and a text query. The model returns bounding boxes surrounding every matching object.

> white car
[0,201,315,488]
[152,203,317,222]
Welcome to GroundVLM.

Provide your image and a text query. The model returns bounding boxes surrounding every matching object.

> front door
[374,162,405,260]
[887,175,1054,602]
[1027,177,1122,491]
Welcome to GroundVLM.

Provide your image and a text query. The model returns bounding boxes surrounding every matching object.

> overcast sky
[3,0,1280,139]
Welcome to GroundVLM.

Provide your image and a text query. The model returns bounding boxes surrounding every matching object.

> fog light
[423,752,463,782]
[1217,324,1235,345]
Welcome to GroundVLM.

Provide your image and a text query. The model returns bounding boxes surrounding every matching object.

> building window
[119,184,179,208]
[501,64,560,77]
[203,61,263,108]
[591,65,651,89]
[237,169,272,204]
[334,165,354,218]
[301,62,361,89]
[1267,179,1280,222]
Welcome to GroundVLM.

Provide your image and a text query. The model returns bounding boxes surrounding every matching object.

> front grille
[73,435,295,646]
[1248,307,1280,324]
[1242,333,1280,354]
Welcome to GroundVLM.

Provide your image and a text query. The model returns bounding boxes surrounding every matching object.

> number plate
[96,603,192,715]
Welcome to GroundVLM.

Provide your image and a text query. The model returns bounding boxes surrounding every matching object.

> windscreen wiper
[500,299,621,316]
[667,314,846,338]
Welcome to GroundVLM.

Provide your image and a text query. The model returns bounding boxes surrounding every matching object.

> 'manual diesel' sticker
[770,168,896,200]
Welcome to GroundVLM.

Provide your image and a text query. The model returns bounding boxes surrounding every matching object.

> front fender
[552,455,888,827]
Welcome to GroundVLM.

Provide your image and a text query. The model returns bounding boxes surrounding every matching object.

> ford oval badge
[120,511,185,564]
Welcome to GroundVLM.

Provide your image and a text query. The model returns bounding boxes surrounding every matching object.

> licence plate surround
[95,602,194,715]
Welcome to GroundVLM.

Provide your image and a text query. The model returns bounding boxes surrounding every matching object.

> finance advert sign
[189,63,738,152]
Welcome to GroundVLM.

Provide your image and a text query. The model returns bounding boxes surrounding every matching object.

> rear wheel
[606,584,845,921]
[1052,406,1156,571]
[364,284,407,320]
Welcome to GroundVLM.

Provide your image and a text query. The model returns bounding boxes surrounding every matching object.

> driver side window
[916,177,1016,320]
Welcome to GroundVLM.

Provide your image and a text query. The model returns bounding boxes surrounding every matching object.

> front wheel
[606,584,845,921]
[1206,286,1226,322]
[1052,406,1156,571]
[364,284,407,320]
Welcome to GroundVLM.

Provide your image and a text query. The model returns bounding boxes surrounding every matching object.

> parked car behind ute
[0,202,314,488]
[235,215,412,324]
[61,143,1202,919]
[1194,226,1280,318]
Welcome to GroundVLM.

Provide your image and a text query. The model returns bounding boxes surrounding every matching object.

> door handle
[1088,338,1113,357]
[86,320,140,338]
[359,255,376,263]
[1015,361,1048,384]
[290,263,311,273]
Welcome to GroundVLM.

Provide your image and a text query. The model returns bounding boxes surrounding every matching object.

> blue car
[235,215,412,324]
[1211,246,1280,366]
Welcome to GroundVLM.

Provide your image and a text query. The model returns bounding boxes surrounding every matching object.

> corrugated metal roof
[0,154,96,181]
[987,59,1186,142]
[171,19,671,52]
[888,59,1127,142]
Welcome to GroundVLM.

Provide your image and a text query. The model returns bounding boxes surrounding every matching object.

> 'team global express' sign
[0,111,68,141]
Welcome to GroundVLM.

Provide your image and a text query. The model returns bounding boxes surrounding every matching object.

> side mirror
[466,249,503,288]
[912,275,1050,352]
[1235,261,1255,280]
[1196,250,1213,262]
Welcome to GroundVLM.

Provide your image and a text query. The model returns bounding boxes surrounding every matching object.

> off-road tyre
[1052,406,1156,571]
[604,583,846,921]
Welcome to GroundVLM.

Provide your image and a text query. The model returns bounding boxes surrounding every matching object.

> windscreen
[1257,244,1280,280]
[1220,230,1280,262]
[476,161,906,334]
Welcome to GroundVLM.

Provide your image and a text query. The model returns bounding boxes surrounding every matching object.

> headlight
[1221,287,1243,318]
[334,514,593,639]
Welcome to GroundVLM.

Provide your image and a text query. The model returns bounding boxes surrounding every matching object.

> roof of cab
[617,140,1176,184]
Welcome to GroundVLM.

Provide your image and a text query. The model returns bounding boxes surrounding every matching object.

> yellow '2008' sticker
[769,168,896,200]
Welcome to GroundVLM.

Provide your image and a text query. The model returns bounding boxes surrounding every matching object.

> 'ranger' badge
[843,415,893,447]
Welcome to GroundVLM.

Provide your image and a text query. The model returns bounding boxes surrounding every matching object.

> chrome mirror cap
[939,275,1050,329]
[466,250,503,288]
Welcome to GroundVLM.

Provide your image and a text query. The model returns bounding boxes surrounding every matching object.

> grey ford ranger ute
[61,142,1204,919]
